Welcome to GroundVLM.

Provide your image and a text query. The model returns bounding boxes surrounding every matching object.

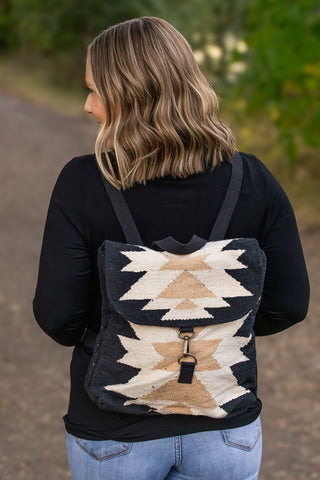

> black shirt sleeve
[33,159,93,346]
[253,159,310,335]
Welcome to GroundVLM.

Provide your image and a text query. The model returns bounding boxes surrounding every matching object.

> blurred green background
[0,0,319,219]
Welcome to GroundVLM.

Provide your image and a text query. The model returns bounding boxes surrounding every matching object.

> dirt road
[1,92,319,479]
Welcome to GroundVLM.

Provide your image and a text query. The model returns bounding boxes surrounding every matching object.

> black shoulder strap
[101,151,243,245]
[101,178,143,245]
[208,151,243,241]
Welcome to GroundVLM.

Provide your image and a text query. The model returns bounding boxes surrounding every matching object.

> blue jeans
[66,416,262,480]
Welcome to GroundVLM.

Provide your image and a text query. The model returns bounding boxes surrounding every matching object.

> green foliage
[0,0,17,49]
[0,0,165,81]
[1,0,319,163]
[162,0,249,88]
[2,0,166,52]
[236,0,320,162]
[0,0,247,82]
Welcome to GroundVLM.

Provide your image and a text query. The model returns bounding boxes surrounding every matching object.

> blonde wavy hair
[87,16,236,189]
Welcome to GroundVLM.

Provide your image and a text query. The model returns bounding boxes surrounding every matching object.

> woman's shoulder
[238,151,293,219]
[239,151,285,193]
[53,153,98,188]
[50,154,100,209]
[58,153,98,178]
[238,151,271,175]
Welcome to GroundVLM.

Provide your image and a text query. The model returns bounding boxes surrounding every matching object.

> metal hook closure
[178,331,195,340]
[178,352,197,365]
[177,333,197,365]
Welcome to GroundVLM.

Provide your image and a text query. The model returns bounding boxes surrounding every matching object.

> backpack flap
[99,237,266,329]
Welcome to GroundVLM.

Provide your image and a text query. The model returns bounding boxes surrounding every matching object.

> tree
[235,0,320,161]
[1,0,248,86]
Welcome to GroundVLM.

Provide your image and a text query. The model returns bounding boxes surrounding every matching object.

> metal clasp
[177,332,197,365]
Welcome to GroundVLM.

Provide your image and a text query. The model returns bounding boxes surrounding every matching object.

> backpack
[84,152,266,419]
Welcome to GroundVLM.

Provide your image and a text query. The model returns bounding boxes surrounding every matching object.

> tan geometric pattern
[142,376,218,415]
[151,333,221,372]
[158,271,217,299]
[120,240,252,321]
[105,314,252,417]
[176,299,198,310]
[160,254,211,271]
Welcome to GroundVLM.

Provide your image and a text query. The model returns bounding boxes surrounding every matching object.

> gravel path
[1,93,319,479]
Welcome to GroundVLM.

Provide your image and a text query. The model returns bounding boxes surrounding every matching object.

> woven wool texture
[119,240,252,320]
[85,237,266,418]
[107,316,251,416]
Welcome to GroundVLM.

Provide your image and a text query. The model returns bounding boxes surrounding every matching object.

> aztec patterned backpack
[85,152,267,419]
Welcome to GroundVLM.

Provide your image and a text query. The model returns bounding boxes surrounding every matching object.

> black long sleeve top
[33,151,309,441]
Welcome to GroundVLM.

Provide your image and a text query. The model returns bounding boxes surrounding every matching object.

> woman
[33,17,309,480]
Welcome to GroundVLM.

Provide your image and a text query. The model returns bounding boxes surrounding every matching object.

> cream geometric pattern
[120,240,252,321]
[104,313,252,417]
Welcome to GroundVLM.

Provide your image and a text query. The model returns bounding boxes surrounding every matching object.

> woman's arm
[33,160,93,346]
[254,176,310,336]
